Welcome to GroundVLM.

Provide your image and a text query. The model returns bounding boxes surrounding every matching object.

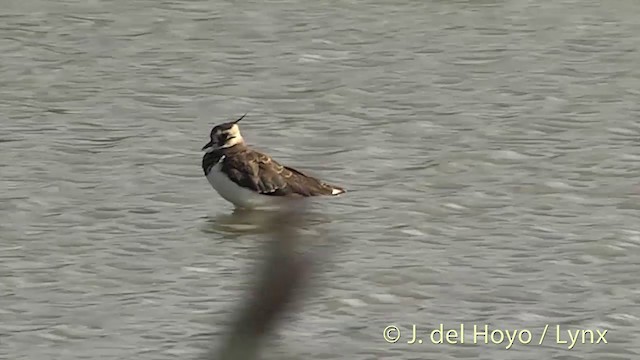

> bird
[201,114,346,209]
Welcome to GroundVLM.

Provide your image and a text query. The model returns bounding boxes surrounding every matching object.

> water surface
[1,0,639,359]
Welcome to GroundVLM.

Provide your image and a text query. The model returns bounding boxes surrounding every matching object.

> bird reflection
[202,204,331,239]
[206,199,332,359]
[201,208,277,238]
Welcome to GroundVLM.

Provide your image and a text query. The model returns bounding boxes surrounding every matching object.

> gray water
[2,0,640,359]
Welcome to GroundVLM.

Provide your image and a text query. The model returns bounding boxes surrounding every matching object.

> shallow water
[1,0,639,359]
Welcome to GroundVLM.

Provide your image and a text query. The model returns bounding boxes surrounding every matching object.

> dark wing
[221,151,338,197]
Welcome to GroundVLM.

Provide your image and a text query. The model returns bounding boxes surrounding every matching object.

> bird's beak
[202,139,214,152]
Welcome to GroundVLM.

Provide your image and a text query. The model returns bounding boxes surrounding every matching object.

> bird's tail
[330,185,346,195]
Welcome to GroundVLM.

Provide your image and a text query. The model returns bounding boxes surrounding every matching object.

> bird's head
[201,114,246,153]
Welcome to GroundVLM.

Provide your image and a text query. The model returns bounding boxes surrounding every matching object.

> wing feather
[221,150,338,197]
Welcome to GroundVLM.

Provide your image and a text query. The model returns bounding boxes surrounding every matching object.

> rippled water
[2,0,640,359]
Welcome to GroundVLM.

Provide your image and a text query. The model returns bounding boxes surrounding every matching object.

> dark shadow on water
[203,200,345,359]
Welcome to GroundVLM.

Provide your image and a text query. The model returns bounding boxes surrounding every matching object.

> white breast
[205,158,274,209]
